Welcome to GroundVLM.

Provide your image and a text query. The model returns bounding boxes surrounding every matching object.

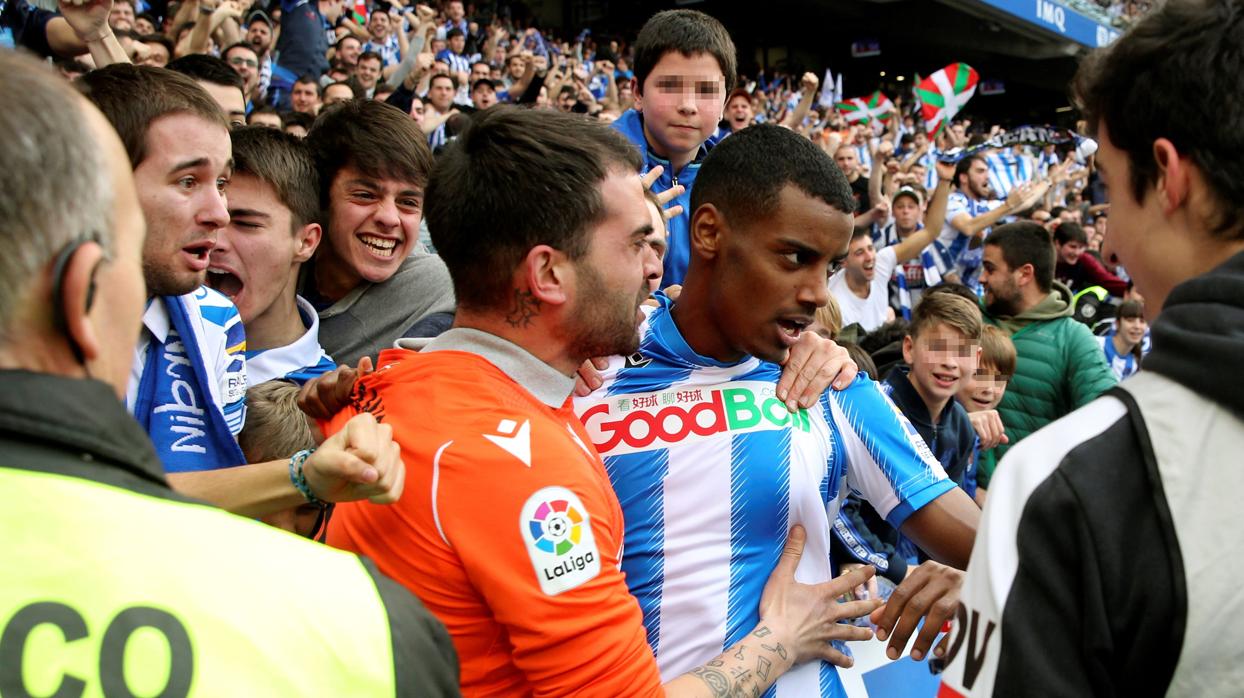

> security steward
[0,51,459,696]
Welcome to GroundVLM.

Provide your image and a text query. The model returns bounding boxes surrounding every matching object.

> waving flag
[916,63,979,136]
[835,91,894,126]
[351,0,368,24]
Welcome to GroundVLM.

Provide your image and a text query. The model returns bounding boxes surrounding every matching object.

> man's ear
[689,203,725,261]
[1016,262,1036,288]
[1152,138,1189,216]
[59,241,106,364]
[293,222,322,264]
[521,243,572,308]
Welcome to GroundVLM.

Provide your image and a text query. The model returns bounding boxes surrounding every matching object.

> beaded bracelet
[288,449,322,506]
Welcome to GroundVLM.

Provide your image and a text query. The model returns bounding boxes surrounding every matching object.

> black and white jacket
[939,250,1244,697]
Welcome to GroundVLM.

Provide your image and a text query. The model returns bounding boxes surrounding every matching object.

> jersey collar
[424,328,575,407]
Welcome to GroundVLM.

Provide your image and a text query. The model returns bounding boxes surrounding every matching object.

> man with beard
[80,65,405,516]
[938,155,1043,291]
[245,10,275,98]
[978,221,1115,459]
[323,106,886,697]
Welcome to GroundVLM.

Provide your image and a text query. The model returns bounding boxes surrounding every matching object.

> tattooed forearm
[504,289,541,327]
[686,626,790,698]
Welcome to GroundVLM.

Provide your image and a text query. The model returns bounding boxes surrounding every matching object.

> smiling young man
[301,98,454,367]
[209,126,334,385]
[940,2,1244,695]
[575,124,982,696]
[613,9,735,288]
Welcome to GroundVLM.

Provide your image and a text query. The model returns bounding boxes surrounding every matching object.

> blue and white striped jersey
[574,300,953,697]
[938,191,1000,290]
[245,296,336,386]
[985,149,1036,200]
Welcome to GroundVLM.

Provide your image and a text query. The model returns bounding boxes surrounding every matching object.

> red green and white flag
[916,63,979,136]
[835,91,894,126]
[351,0,368,24]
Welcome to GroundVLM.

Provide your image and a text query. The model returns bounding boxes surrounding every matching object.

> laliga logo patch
[520,486,600,596]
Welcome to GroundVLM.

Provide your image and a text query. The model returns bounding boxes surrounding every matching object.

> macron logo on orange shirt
[484,419,532,467]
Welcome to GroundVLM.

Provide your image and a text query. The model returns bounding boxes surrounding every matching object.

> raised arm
[889,161,954,264]
[780,71,819,130]
[57,0,131,66]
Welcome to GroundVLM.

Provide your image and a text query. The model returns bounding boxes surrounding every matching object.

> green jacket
[985,282,1117,467]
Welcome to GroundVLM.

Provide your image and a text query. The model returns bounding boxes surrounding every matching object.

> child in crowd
[810,295,844,340]
[612,9,736,288]
[956,325,1017,500]
[238,380,328,538]
[1098,299,1148,380]
[832,292,982,585]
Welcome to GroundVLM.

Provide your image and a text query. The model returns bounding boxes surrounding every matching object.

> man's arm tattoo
[689,667,731,698]
[504,289,541,327]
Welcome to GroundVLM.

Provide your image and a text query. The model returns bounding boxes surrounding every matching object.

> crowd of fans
[4,0,1241,696]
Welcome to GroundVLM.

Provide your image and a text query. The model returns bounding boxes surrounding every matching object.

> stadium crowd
[4,0,1244,696]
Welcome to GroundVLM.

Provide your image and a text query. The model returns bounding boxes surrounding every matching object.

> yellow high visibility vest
[0,466,409,697]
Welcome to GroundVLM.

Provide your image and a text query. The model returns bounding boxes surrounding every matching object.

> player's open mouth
[777,318,809,344]
[358,233,399,259]
[181,240,215,272]
[206,266,243,299]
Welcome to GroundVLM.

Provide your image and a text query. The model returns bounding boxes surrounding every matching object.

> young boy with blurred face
[955,324,1015,494]
[831,292,983,592]
[612,9,737,288]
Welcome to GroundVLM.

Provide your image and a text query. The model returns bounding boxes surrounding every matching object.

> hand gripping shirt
[325,329,662,697]
[573,300,954,697]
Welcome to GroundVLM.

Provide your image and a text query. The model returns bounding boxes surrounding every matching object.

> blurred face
[291,81,321,114]
[109,1,134,31]
[567,171,660,359]
[963,159,993,199]
[508,56,525,79]
[355,57,382,90]
[535,85,550,108]
[1058,240,1086,265]
[893,196,922,231]
[834,146,859,177]
[409,97,425,124]
[447,0,463,20]
[225,46,260,95]
[428,76,455,111]
[323,83,354,107]
[957,365,1008,412]
[557,89,576,112]
[139,40,170,67]
[209,174,318,326]
[843,234,877,283]
[726,94,752,130]
[472,84,497,109]
[247,21,272,54]
[634,51,725,165]
[199,81,246,127]
[248,112,282,129]
[83,103,147,396]
[132,114,231,297]
[323,165,422,285]
[134,15,155,34]
[903,323,980,406]
[980,244,1023,317]
[1118,313,1147,346]
[471,63,491,83]
[449,34,466,53]
[914,132,928,149]
[337,37,361,65]
[708,185,853,364]
[911,163,927,183]
[1030,209,1051,224]
[368,11,389,38]
[643,200,668,294]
